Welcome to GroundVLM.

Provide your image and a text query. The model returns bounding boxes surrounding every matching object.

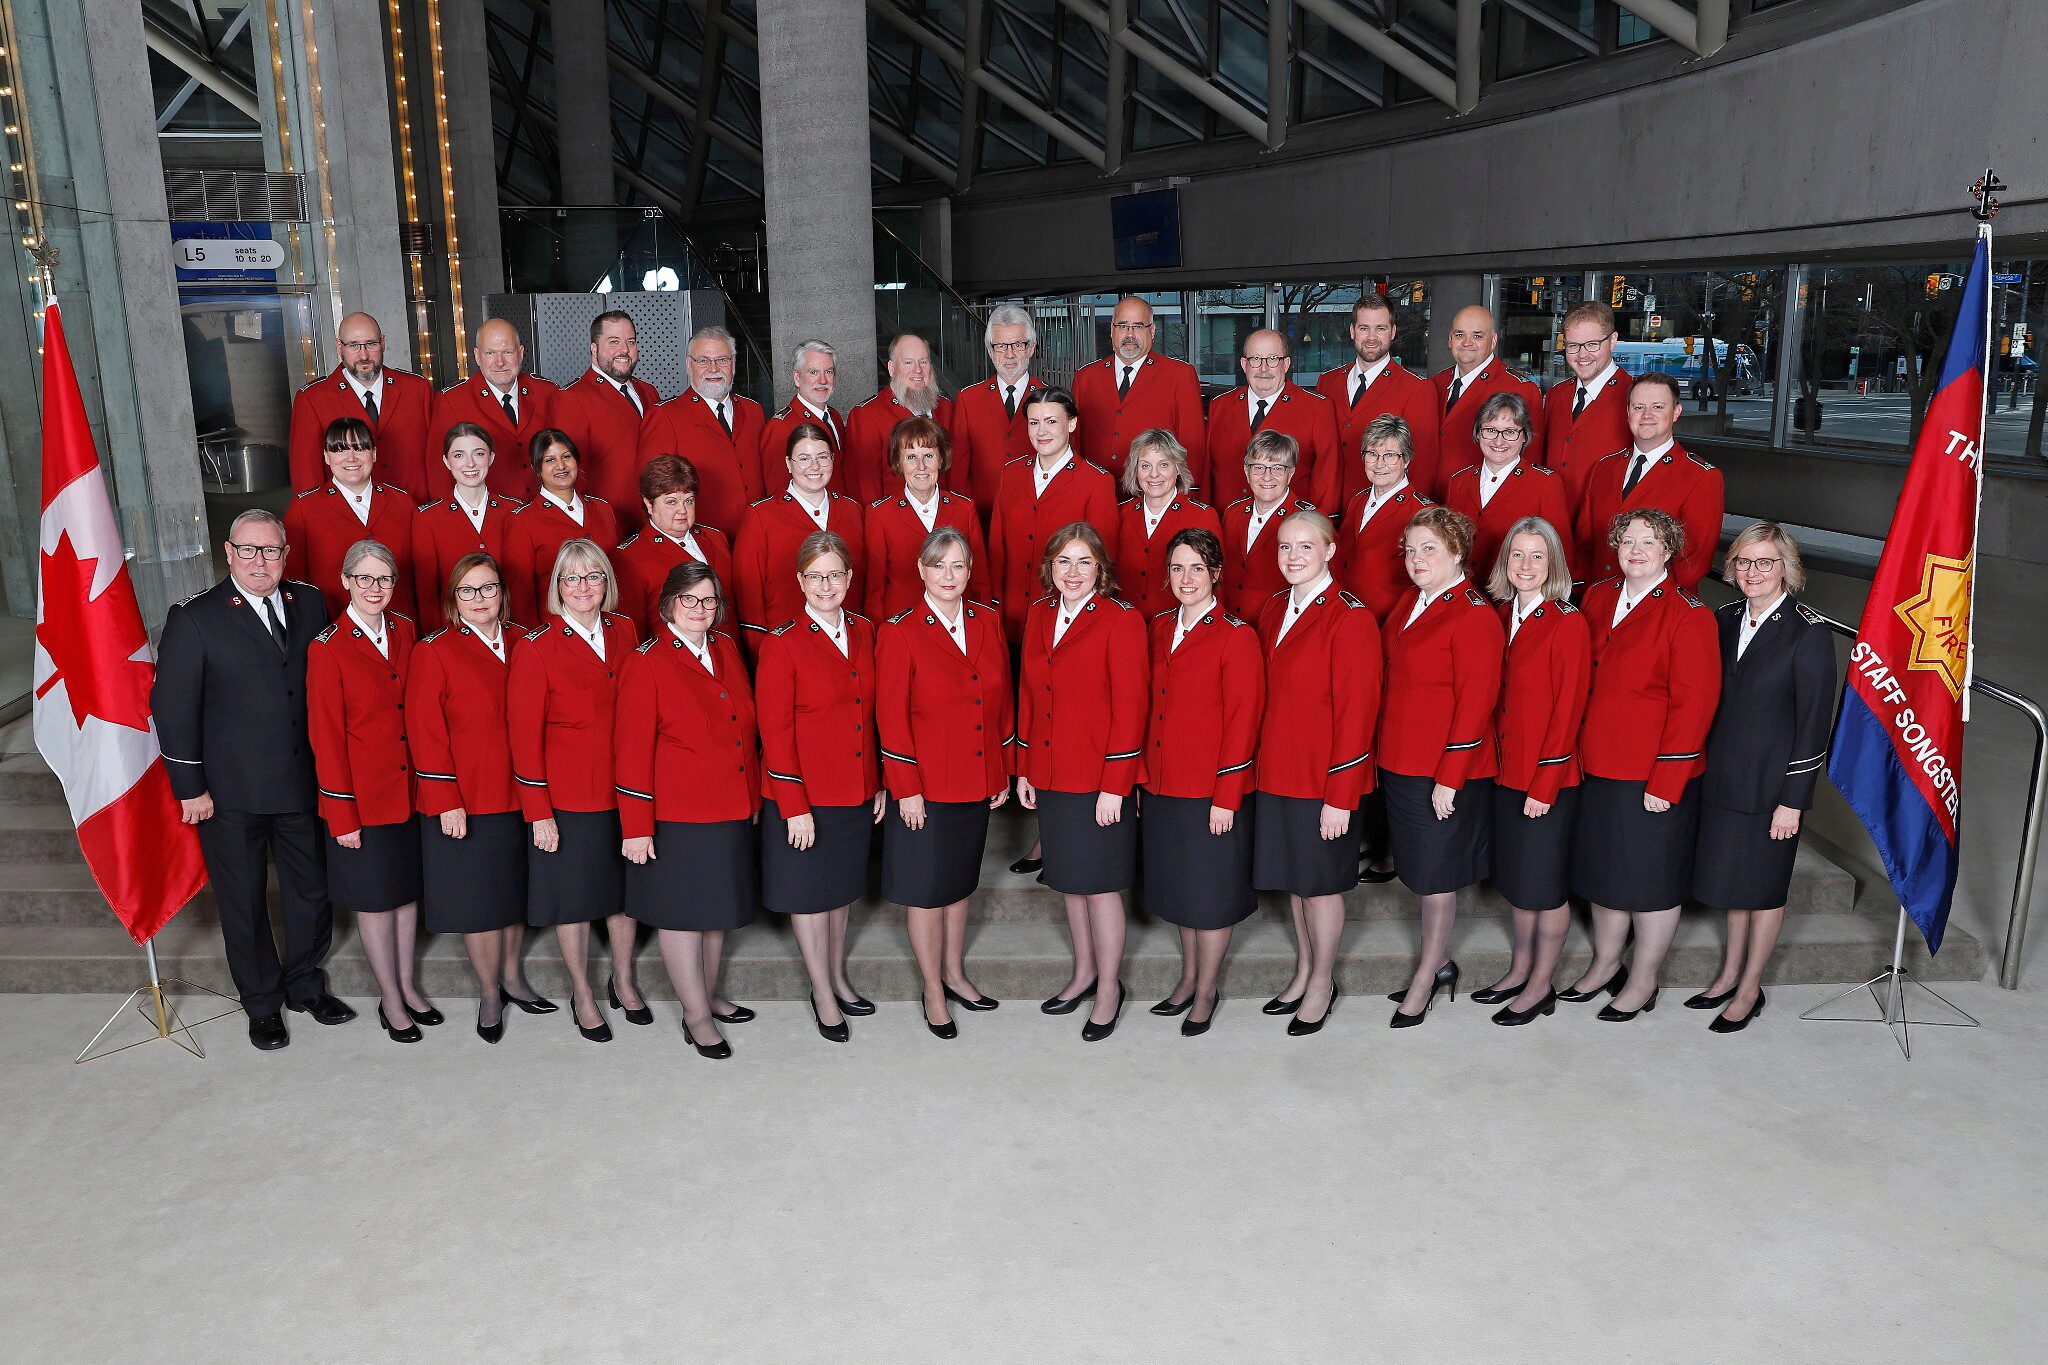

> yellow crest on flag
[1893,550,1974,700]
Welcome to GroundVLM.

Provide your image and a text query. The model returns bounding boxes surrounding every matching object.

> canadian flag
[32,302,208,942]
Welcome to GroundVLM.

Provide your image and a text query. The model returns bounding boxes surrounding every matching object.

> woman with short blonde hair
[1115,428,1221,622]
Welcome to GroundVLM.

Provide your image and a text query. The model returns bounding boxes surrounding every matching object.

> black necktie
[263,597,288,656]
[1250,398,1270,433]
[716,401,732,437]
[1444,377,1464,413]
[1003,385,1018,420]
[1117,366,1133,401]
[1572,385,1587,421]
[620,381,642,416]
[1622,452,1649,496]
[363,389,380,426]
[1351,372,1368,408]
[499,391,517,425]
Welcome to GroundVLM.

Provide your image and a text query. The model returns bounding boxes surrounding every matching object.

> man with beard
[1071,296,1208,491]
[1313,293,1442,506]
[289,312,434,497]
[557,310,663,534]
[844,332,954,506]
[946,304,1040,514]
[428,317,560,502]
[635,325,766,536]
[759,339,847,495]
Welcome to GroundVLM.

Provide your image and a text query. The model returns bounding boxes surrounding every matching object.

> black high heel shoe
[1041,980,1096,1015]
[1008,854,1044,874]
[1080,981,1126,1042]
[1597,991,1659,1023]
[1151,992,1195,1017]
[1261,992,1304,1015]
[1685,985,1739,1010]
[943,983,998,1012]
[1181,996,1218,1037]
[710,1002,756,1024]
[378,1005,422,1043]
[500,987,558,1015]
[835,992,877,1017]
[406,1001,445,1027]
[1357,865,1398,885]
[809,996,850,1043]
[683,1019,731,1058]
[608,976,654,1026]
[1387,960,1460,1004]
[575,1003,613,1043]
[1471,977,1528,1006]
[1558,965,1628,1003]
[1708,990,1766,1034]
[921,995,958,1040]
[1491,990,1558,1027]
[1287,985,1340,1036]
[476,1002,505,1044]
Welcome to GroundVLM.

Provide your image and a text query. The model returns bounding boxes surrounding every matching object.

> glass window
[1495,2,1599,79]
[1276,284,1363,385]
[1985,259,2044,460]
[1787,262,1967,452]
[1193,288,1267,389]
[1082,291,1187,364]
[1497,274,1588,386]
[1619,0,1695,46]
[1597,269,1786,440]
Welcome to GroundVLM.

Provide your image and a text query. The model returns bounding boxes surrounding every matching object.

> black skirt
[881,797,991,907]
[761,799,874,915]
[1251,791,1358,898]
[1142,791,1256,929]
[1382,770,1493,896]
[1572,776,1700,912]
[1037,788,1138,894]
[628,819,757,931]
[1693,802,1802,911]
[324,817,422,915]
[1489,783,1577,912]
[527,808,624,926]
[420,810,527,933]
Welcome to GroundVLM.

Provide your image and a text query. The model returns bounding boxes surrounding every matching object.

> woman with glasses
[735,424,867,650]
[616,561,758,1060]
[412,423,520,634]
[1443,393,1573,580]
[1337,416,1436,626]
[503,429,619,626]
[755,532,882,1043]
[308,539,436,1042]
[507,539,647,1043]
[1113,428,1221,623]
[877,526,1014,1038]
[612,454,734,637]
[285,416,419,622]
[1016,523,1148,1040]
[863,416,989,622]
[1566,509,1721,1021]
[988,387,1119,641]
[409,552,552,1041]
[1689,523,1836,1033]
[1142,527,1265,1036]
[1221,430,1318,619]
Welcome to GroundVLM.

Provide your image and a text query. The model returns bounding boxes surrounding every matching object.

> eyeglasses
[1478,427,1528,443]
[347,573,396,590]
[676,592,720,611]
[1242,355,1287,369]
[228,543,286,562]
[1245,461,1294,476]
[1110,321,1153,334]
[338,339,381,352]
[557,571,609,589]
[689,353,735,369]
[1563,338,1612,355]
[1052,557,1097,572]
[788,453,832,469]
[1732,556,1783,574]
[455,582,502,600]
[988,340,1033,355]
[799,570,850,587]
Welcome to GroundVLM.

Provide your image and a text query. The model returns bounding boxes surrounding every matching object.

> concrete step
[0,755,62,804]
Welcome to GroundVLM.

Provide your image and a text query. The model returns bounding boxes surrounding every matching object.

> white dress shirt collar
[1478,458,1518,508]
[1172,597,1214,653]
[472,622,506,661]
[1405,580,1456,629]
[1245,496,1286,552]
[790,485,832,529]
[1614,571,1669,625]
[1360,478,1409,529]
[1738,592,1787,659]
[1578,362,1620,407]
[1454,351,1497,383]
[565,612,606,660]
[594,367,644,414]
[453,484,490,530]
[925,593,969,654]
[1629,436,1676,466]
[347,605,388,657]
[333,478,374,525]
[806,605,849,657]
[539,487,584,525]
[904,485,940,531]
[1275,571,1333,645]
[1052,592,1092,647]
[346,370,386,408]
[670,623,714,674]
[1246,385,1282,421]
[1142,496,1174,538]
[1033,451,1073,499]
[1509,595,1543,642]
[1350,355,1392,395]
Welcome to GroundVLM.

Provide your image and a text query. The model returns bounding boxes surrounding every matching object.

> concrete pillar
[551,0,618,291]
[1425,271,1486,375]
[437,0,508,362]
[756,0,878,407]
[918,198,954,285]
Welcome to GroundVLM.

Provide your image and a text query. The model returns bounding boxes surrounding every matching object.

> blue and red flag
[1827,230,1990,953]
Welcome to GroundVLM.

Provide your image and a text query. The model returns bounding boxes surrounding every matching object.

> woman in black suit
[1690,522,1837,1033]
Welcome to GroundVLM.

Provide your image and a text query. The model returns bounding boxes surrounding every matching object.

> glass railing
[872,218,992,394]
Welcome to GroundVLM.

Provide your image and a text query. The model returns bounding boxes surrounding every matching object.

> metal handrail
[1803,603,2047,989]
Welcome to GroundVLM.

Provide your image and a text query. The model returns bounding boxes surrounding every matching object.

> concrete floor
[3,985,2043,1362]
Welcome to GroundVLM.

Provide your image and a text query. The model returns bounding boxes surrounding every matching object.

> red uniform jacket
[289,365,437,498]
[1575,442,1725,590]
[428,372,560,503]
[946,375,1039,512]
[1254,587,1382,805]
[1206,383,1342,514]
[987,455,1120,640]
[1337,486,1433,623]
[1114,496,1222,623]
[1541,367,1632,507]
[635,389,768,539]
[759,400,846,496]
[842,390,955,508]
[1377,583,1505,786]
[1016,595,1148,797]
[555,370,659,535]
[283,483,419,623]
[876,601,1014,803]
[1579,577,1721,802]
[863,491,990,622]
[754,611,880,817]
[307,612,417,837]
[1314,360,1444,506]
[1443,461,1575,583]
[507,612,640,818]
[1071,352,1209,492]
[733,491,868,642]
[501,494,621,628]
[1495,599,1591,804]
[406,620,528,817]
[611,524,733,638]
[1433,359,1545,497]
[1143,605,1265,810]
[1221,496,1316,622]
[410,493,521,634]
[614,629,758,835]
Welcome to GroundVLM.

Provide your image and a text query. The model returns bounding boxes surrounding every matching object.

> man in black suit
[153,508,356,1049]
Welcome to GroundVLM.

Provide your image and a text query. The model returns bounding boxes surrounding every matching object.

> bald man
[1432,305,1543,497]
[288,312,435,496]
[427,318,561,502]
[1071,297,1209,490]
[1205,327,1341,513]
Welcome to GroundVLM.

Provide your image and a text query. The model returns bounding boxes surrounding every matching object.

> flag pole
[1962,171,2002,718]
[73,937,239,1065]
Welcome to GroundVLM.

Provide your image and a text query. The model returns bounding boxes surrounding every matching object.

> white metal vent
[162,170,308,223]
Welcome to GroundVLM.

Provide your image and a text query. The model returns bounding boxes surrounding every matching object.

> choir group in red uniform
[283,294,1835,1052]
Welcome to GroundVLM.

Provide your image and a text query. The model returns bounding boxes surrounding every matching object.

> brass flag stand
[74,940,240,1065]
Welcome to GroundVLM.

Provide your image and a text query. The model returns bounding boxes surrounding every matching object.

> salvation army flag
[31,302,208,943]
[1827,230,1990,953]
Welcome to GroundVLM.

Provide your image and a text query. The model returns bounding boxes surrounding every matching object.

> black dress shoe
[501,987,558,1015]
[1597,991,1659,1022]
[943,983,998,1011]
[476,1004,505,1044]
[377,1006,423,1043]
[1151,993,1194,1017]
[684,1021,732,1058]
[921,996,958,1039]
[1559,966,1628,1003]
[1288,986,1339,1036]
[1357,866,1398,884]
[1041,980,1096,1015]
[1471,978,1529,1006]
[575,1008,613,1043]
[710,1002,756,1024]
[608,976,654,1026]
[248,1014,289,1050]
[1387,961,1460,1004]
[1708,990,1766,1034]
[1181,997,1218,1037]
[1685,985,1739,1010]
[407,1002,445,1027]
[1261,993,1304,1015]
[1008,854,1044,874]
[287,993,357,1025]
[1492,990,1559,1026]
[835,992,877,1016]
[1080,981,1126,1042]
[810,996,850,1043]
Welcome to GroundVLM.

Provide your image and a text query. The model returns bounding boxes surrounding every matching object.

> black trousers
[197,808,332,1017]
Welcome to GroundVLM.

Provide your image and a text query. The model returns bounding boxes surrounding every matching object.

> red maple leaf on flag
[35,530,154,732]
